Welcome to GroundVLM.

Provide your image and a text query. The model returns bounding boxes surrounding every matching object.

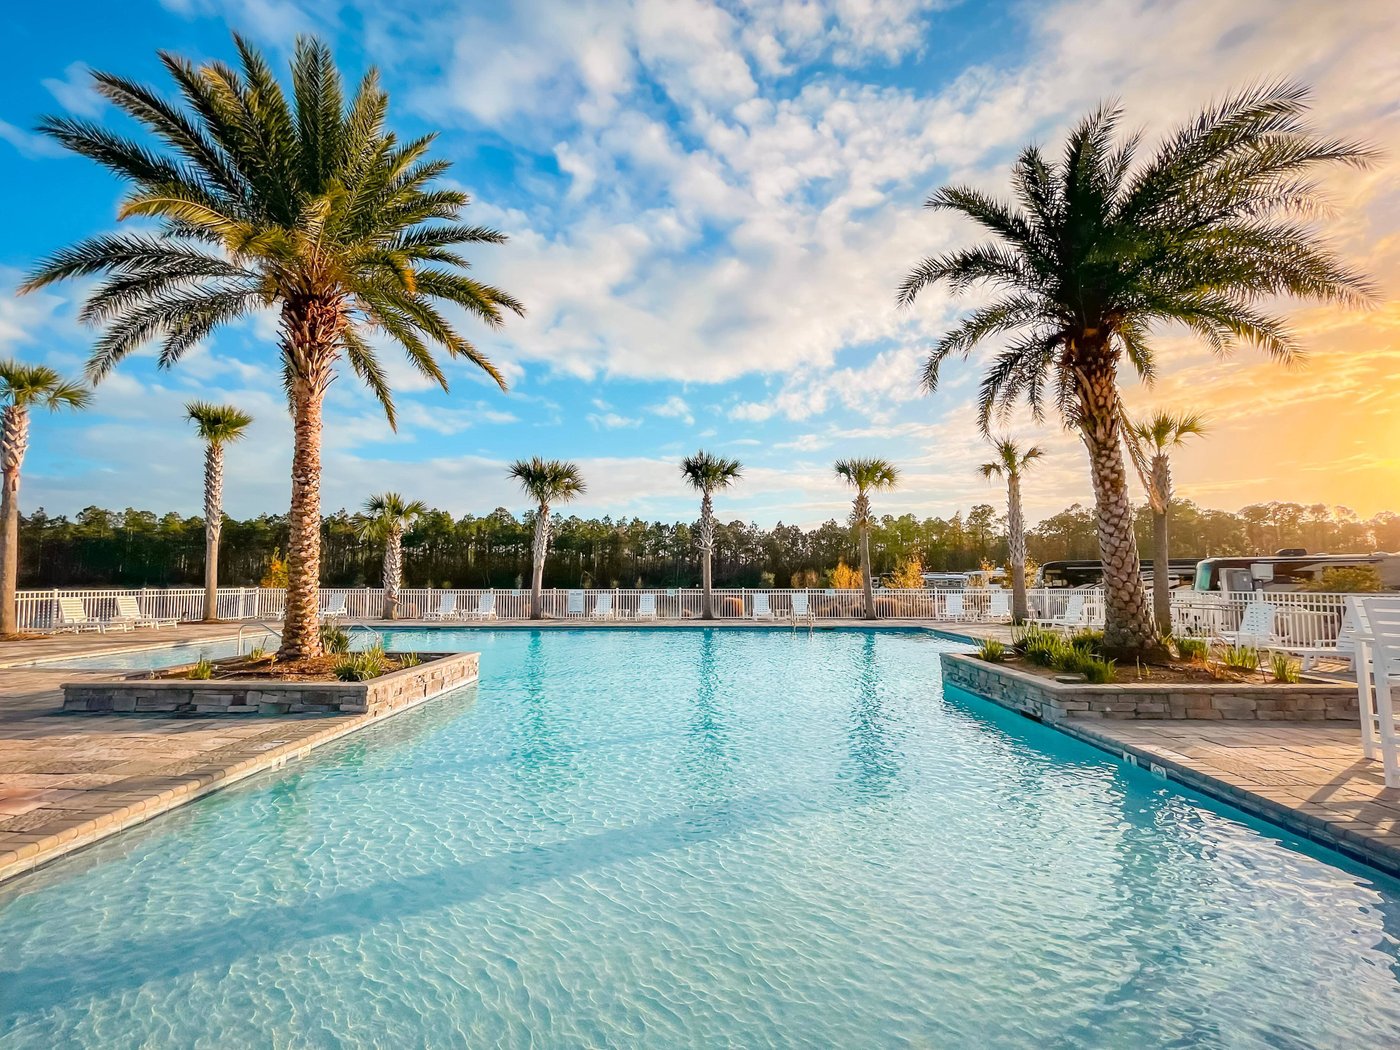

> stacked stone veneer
[941,653,1357,722]
[62,652,479,717]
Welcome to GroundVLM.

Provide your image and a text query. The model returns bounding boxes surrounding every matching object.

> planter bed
[941,652,1357,722]
[62,651,479,717]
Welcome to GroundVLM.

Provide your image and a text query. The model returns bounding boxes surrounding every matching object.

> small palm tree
[185,401,253,622]
[834,458,899,619]
[509,459,585,619]
[979,438,1043,623]
[898,83,1374,656]
[680,451,743,619]
[357,492,426,620]
[20,36,523,658]
[1126,411,1207,635]
[0,361,90,635]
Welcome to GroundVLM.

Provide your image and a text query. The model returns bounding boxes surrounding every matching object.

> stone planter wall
[62,652,479,717]
[941,652,1357,722]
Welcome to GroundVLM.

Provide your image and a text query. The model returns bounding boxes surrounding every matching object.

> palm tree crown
[681,451,743,495]
[185,401,253,446]
[1128,411,1208,456]
[834,458,899,523]
[20,34,524,424]
[898,82,1376,430]
[357,491,427,540]
[979,438,1044,481]
[509,458,587,509]
[0,362,91,412]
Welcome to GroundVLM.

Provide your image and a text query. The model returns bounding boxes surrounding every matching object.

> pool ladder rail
[237,621,282,655]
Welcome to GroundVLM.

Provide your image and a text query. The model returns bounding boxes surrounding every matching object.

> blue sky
[2,0,1397,526]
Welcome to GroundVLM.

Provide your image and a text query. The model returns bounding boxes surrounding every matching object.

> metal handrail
[347,623,385,649]
[238,621,283,655]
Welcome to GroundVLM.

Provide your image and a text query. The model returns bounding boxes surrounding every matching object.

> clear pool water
[22,633,277,671]
[3,629,1399,1047]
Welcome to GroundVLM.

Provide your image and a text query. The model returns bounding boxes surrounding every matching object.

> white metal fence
[9,584,1361,644]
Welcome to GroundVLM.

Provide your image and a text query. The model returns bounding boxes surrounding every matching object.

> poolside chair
[636,594,658,621]
[591,594,615,620]
[1219,601,1280,648]
[987,591,1011,622]
[112,595,178,630]
[752,593,774,621]
[1034,593,1088,630]
[55,596,105,633]
[1355,597,1400,787]
[460,592,496,621]
[320,593,348,622]
[566,590,586,617]
[424,593,458,620]
[944,593,967,621]
[1279,604,1355,672]
[788,592,812,623]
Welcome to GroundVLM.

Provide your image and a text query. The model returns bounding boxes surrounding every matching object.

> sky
[1,0,1397,528]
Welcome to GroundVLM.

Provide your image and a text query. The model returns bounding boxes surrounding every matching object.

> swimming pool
[20,632,278,670]
[2,629,1398,1046]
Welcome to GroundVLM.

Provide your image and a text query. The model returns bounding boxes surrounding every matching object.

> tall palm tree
[680,451,743,619]
[357,492,426,620]
[834,458,899,620]
[1126,411,1207,635]
[897,83,1375,656]
[185,401,253,622]
[979,438,1043,623]
[0,361,90,636]
[509,458,585,619]
[20,36,523,659]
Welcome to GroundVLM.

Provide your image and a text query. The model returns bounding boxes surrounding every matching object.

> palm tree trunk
[699,491,715,620]
[382,526,402,620]
[530,506,549,619]
[1078,366,1157,656]
[1152,509,1171,636]
[279,382,326,660]
[1006,473,1028,622]
[859,522,876,620]
[0,406,26,637]
[202,442,223,622]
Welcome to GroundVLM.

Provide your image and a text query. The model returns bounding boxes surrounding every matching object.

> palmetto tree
[509,458,585,619]
[0,361,90,636]
[1126,411,1207,635]
[834,458,899,620]
[357,492,426,620]
[20,36,523,659]
[680,451,743,620]
[897,83,1375,655]
[185,401,253,622]
[979,438,1043,623]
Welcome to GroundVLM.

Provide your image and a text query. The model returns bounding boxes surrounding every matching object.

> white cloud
[647,395,694,424]
[42,62,104,117]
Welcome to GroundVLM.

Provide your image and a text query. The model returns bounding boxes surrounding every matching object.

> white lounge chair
[566,590,585,617]
[112,595,177,630]
[1354,597,1400,787]
[55,596,106,633]
[636,594,658,621]
[988,591,1011,622]
[590,594,615,620]
[1219,601,1279,648]
[424,593,458,620]
[1279,605,1356,671]
[752,593,774,621]
[789,593,812,623]
[461,592,496,621]
[944,593,966,621]
[1035,593,1088,629]
[319,594,347,622]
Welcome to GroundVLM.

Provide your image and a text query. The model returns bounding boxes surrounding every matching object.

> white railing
[7,584,1364,636]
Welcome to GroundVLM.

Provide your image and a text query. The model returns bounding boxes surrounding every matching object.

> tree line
[17,499,1399,591]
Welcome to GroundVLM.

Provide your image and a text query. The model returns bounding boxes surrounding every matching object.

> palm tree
[680,451,743,619]
[185,401,253,622]
[834,458,899,619]
[897,83,1375,656]
[1126,411,1207,635]
[357,492,426,620]
[19,36,523,659]
[509,458,585,619]
[0,361,90,636]
[979,438,1043,623]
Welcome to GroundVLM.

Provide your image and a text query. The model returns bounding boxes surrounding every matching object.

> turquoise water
[3,629,1400,1047]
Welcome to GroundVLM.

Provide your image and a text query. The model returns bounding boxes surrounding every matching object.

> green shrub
[333,644,388,682]
[247,645,268,661]
[1270,652,1302,683]
[1216,644,1260,673]
[187,657,214,680]
[1175,637,1209,662]
[1069,629,1104,654]
[320,624,351,654]
[1077,655,1118,684]
[977,638,1007,662]
[398,652,423,668]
